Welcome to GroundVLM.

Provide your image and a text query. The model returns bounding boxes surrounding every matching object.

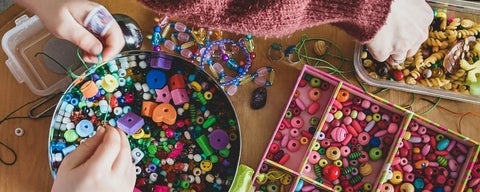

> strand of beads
[150,16,210,61]
[199,37,255,95]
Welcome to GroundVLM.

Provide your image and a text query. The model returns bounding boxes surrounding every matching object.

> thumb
[59,126,106,169]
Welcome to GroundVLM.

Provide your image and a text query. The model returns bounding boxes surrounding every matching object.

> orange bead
[336,89,350,103]
[141,101,158,117]
[152,103,177,125]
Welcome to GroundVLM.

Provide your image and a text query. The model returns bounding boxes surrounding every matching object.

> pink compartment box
[378,116,479,192]
[252,65,480,192]
[466,151,480,192]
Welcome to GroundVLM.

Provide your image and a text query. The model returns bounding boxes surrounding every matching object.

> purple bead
[221,53,229,61]
[208,129,229,150]
[150,52,173,70]
[117,112,144,135]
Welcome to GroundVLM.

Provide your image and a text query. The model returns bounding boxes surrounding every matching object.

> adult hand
[51,125,135,192]
[366,0,433,66]
[14,0,124,63]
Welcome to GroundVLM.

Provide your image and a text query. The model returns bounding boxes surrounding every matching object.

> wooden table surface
[0,1,479,191]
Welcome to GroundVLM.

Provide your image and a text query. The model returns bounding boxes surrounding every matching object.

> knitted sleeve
[137,0,393,42]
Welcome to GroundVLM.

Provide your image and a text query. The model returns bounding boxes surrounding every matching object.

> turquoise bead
[437,138,450,151]
[413,178,425,190]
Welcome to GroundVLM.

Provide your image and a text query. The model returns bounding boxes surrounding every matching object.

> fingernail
[97,126,106,134]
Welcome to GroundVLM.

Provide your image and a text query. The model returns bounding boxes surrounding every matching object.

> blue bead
[246,34,253,40]
[146,69,167,89]
[153,25,161,32]
[75,119,94,137]
[63,93,72,102]
[70,98,79,106]
[369,137,381,147]
[226,58,239,69]
[413,178,425,190]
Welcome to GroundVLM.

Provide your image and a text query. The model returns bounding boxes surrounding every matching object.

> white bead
[59,124,67,131]
[139,60,147,69]
[142,83,150,92]
[143,93,152,100]
[66,122,75,129]
[129,61,137,68]
[134,82,142,91]
[14,127,24,136]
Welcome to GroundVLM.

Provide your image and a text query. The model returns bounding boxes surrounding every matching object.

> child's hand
[15,0,125,63]
[51,125,135,192]
[367,0,433,65]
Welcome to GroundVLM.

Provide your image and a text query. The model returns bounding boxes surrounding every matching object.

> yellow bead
[365,115,373,122]
[359,162,373,176]
[390,170,403,185]
[326,146,341,160]
[190,81,202,92]
[311,141,321,151]
[101,74,119,92]
[403,131,411,140]
[400,183,414,192]
[132,129,145,139]
[318,159,328,167]
[334,111,343,119]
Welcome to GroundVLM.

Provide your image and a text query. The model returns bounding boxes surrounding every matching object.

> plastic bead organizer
[48,51,241,192]
[252,65,480,192]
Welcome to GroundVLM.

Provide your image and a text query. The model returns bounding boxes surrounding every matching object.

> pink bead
[269,143,280,154]
[469,178,480,188]
[333,100,343,110]
[330,127,347,142]
[370,104,380,113]
[392,157,401,166]
[403,164,413,172]
[287,139,301,152]
[307,102,320,115]
[282,118,292,129]
[421,144,431,156]
[164,39,176,51]
[174,22,187,32]
[358,151,369,163]
[180,49,193,58]
[155,86,172,103]
[341,133,353,146]
[299,79,308,87]
[290,116,304,129]
[409,136,422,143]
[177,32,190,42]
[281,135,289,147]
[351,120,362,133]
[302,185,316,192]
[295,98,306,110]
[303,164,312,173]
[346,125,358,137]
[343,116,353,125]
[171,88,188,105]
[418,126,427,134]
[290,128,300,138]
[403,172,415,182]
[308,151,321,164]
[326,113,334,123]
[374,130,387,137]
[340,146,351,157]
[361,100,371,109]
[357,111,366,121]
[422,135,430,143]
[400,157,409,166]
[448,159,458,172]
[357,132,370,145]
[387,123,398,134]
[409,122,419,131]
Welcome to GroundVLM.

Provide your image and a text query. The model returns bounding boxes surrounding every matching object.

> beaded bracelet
[199,38,254,92]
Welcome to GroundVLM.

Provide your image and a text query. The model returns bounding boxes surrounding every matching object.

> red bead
[392,70,404,81]
[250,52,256,60]
[322,164,341,182]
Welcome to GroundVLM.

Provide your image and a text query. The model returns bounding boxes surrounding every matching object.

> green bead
[210,155,218,163]
[372,113,381,122]
[310,117,319,126]
[151,157,160,165]
[333,111,343,119]
[369,147,382,161]
[318,148,326,155]
[64,129,79,143]
[147,145,157,155]
[219,148,230,158]
[350,110,358,119]
[309,77,322,87]
[180,180,190,189]
[285,110,293,118]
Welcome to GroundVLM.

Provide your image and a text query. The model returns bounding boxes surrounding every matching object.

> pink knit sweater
[138,0,393,42]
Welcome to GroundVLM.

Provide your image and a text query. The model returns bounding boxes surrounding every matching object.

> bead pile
[49,51,241,191]
[384,119,472,192]
[359,9,480,98]
[467,153,480,192]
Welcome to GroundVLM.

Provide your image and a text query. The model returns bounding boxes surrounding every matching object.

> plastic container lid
[1,15,85,96]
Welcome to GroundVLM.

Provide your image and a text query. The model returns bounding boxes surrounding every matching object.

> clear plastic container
[2,15,84,96]
[354,0,480,104]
